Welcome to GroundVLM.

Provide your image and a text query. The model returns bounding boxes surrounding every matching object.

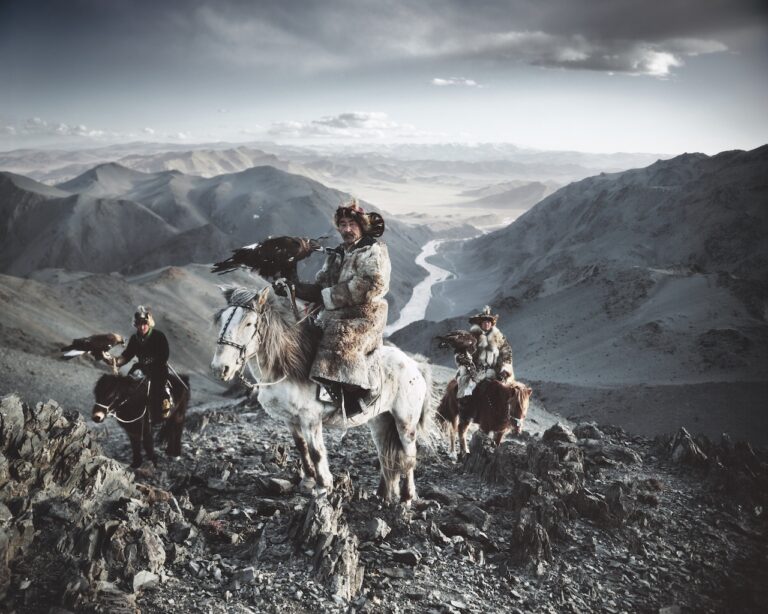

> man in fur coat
[290,200,390,416]
[455,305,515,399]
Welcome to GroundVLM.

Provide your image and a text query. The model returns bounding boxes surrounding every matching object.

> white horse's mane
[215,284,317,381]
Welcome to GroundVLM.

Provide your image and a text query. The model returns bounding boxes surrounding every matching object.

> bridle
[216,301,286,390]
[94,378,149,424]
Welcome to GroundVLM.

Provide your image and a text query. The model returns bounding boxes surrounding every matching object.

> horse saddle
[316,382,376,419]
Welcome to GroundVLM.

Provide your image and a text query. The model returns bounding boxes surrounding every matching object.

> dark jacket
[121,328,170,377]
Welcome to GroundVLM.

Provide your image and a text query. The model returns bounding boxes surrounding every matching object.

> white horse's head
[211,286,270,382]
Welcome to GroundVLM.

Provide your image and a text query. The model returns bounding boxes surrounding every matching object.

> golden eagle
[61,333,125,370]
[435,330,478,354]
[211,236,324,279]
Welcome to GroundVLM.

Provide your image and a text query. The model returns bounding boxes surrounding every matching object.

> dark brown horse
[437,378,532,455]
[91,373,190,468]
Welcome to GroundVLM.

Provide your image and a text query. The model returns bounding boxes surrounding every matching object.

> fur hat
[334,199,385,238]
[133,305,155,328]
[468,305,498,326]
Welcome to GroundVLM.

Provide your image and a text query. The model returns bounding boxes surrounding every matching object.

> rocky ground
[1,391,766,614]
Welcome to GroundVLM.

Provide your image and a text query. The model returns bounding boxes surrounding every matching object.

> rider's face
[337,217,362,246]
[480,320,493,332]
[136,322,150,336]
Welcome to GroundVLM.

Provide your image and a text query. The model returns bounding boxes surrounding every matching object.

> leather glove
[272,278,290,297]
[455,352,473,368]
[294,282,322,304]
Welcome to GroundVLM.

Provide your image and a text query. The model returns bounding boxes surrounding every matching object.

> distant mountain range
[0,163,431,319]
[0,142,666,195]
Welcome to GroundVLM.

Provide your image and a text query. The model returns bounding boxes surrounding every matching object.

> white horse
[210,285,432,503]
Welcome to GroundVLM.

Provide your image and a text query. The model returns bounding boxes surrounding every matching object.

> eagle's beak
[310,236,329,251]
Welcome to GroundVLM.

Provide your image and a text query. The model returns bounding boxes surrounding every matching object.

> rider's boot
[161,382,173,418]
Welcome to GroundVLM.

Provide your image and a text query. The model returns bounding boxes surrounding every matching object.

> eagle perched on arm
[211,236,324,280]
[61,333,125,371]
[436,330,479,378]
[435,330,478,354]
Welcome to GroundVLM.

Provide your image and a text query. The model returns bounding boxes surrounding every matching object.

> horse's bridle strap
[216,303,261,355]
[216,301,288,389]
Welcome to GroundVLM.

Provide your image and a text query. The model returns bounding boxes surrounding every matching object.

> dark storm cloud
[1,0,765,77]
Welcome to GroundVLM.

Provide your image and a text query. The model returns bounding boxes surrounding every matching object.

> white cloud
[268,112,429,140]
[431,77,480,87]
[143,127,155,135]
[11,117,106,138]
[436,31,727,77]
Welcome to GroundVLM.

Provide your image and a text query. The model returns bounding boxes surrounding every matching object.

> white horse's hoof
[299,478,316,494]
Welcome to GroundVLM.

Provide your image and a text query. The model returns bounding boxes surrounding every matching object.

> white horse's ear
[257,286,270,306]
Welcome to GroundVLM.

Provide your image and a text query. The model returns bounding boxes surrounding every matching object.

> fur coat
[456,325,515,398]
[310,237,391,391]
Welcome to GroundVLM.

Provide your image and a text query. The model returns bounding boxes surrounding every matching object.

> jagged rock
[511,509,551,565]
[380,567,414,579]
[66,580,138,614]
[542,423,577,444]
[0,394,26,450]
[365,518,391,541]
[527,442,584,497]
[0,395,177,610]
[235,566,256,584]
[428,521,452,546]
[168,521,195,543]
[574,423,604,440]
[571,488,610,523]
[421,484,459,506]
[295,495,364,601]
[391,548,422,566]
[257,477,295,496]
[605,481,635,524]
[462,432,528,484]
[3,386,766,612]
[132,570,159,592]
[668,428,708,466]
[580,439,643,466]
[455,502,491,531]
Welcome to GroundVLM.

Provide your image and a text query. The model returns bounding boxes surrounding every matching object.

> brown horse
[437,378,532,455]
[91,373,190,468]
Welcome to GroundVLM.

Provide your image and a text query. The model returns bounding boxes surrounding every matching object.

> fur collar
[470,324,505,348]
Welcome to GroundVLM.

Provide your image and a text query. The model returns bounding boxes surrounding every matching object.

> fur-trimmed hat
[468,305,498,326]
[334,199,385,238]
[133,305,155,328]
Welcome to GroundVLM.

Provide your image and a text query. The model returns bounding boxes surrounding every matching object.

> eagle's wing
[212,236,324,279]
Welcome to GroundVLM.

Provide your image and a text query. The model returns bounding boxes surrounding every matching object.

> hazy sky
[1,0,767,154]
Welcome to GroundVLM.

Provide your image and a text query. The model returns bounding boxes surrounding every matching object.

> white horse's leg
[305,420,333,493]
[368,414,402,504]
[392,361,428,503]
[394,415,418,503]
[290,425,316,489]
